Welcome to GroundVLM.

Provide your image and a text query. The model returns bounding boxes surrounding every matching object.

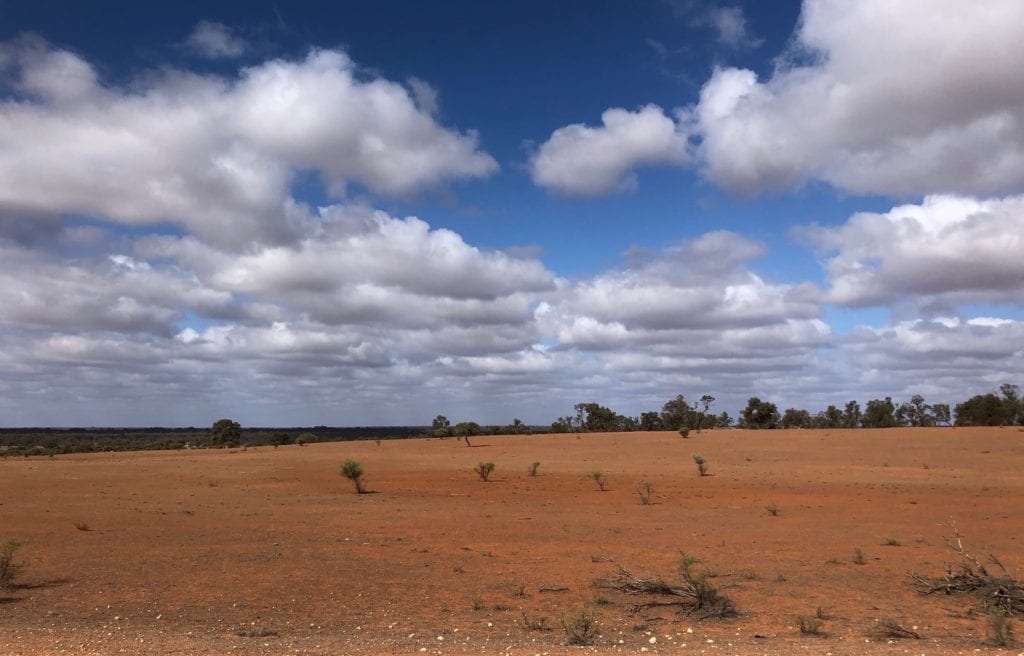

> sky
[1,0,1023,427]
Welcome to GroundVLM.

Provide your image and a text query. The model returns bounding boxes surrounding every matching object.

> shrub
[797,615,826,636]
[597,553,737,619]
[0,540,23,590]
[589,471,607,491]
[560,607,598,645]
[339,460,367,494]
[635,480,653,505]
[852,547,866,565]
[765,503,780,516]
[679,428,690,439]
[475,462,495,481]
[693,455,708,476]
[521,611,552,632]
[987,612,1015,647]
[528,461,540,476]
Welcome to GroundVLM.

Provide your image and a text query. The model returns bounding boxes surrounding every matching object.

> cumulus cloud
[529,105,689,196]
[550,231,819,333]
[185,20,247,59]
[0,37,497,248]
[801,195,1024,307]
[689,0,1024,196]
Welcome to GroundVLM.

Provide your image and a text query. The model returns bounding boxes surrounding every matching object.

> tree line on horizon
[532,383,1023,433]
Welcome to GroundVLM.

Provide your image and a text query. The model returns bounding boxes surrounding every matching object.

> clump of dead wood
[594,553,738,619]
[911,522,1024,617]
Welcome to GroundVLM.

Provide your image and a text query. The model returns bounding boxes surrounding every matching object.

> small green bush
[340,459,367,493]
[589,471,607,491]
[679,428,690,438]
[528,461,540,476]
[475,462,495,481]
[693,454,708,476]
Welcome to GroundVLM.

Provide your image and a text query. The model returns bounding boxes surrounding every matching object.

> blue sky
[1,1,1023,426]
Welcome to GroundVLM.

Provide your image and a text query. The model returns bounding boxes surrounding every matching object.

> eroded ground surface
[2,427,1024,655]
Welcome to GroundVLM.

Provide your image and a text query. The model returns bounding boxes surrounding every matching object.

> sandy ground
[2,427,1024,655]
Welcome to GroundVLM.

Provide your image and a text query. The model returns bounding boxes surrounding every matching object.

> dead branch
[594,561,738,619]
[871,619,921,640]
[911,522,1024,617]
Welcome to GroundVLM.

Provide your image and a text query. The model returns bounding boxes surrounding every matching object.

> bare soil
[2,427,1024,655]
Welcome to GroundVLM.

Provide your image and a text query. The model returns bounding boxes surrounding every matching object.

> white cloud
[705,6,762,49]
[529,104,689,197]
[802,195,1024,306]
[690,0,1024,196]
[0,38,498,248]
[185,20,247,59]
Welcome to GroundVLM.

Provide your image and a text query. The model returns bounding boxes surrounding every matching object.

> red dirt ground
[2,427,1024,655]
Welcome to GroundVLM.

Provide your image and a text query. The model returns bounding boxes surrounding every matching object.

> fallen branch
[594,561,737,619]
[910,522,1024,617]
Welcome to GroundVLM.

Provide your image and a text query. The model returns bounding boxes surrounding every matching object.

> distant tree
[209,419,241,447]
[1000,384,1023,424]
[507,418,530,435]
[269,432,292,447]
[815,405,843,429]
[932,403,952,426]
[550,416,576,433]
[575,402,629,432]
[296,432,317,446]
[453,421,481,437]
[954,390,1011,427]
[696,395,716,431]
[842,401,862,428]
[897,394,935,427]
[716,411,733,428]
[861,397,897,428]
[660,395,695,431]
[739,398,780,429]
[639,411,664,431]
[781,408,812,429]
[432,415,452,438]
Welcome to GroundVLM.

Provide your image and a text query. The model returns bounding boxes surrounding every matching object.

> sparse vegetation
[73,522,91,531]
[475,462,495,481]
[765,503,780,516]
[521,611,552,632]
[911,523,1024,616]
[595,553,737,619]
[679,428,690,438]
[882,537,901,546]
[871,618,921,640]
[339,459,367,493]
[589,471,608,491]
[797,615,826,636]
[528,461,540,476]
[0,540,23,590]
[560,607,599,645]
[987,612,1015,647]
[634,480,653,505]
[853,547,866,565]
[236,628,279,638]
[693,454,708,476]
